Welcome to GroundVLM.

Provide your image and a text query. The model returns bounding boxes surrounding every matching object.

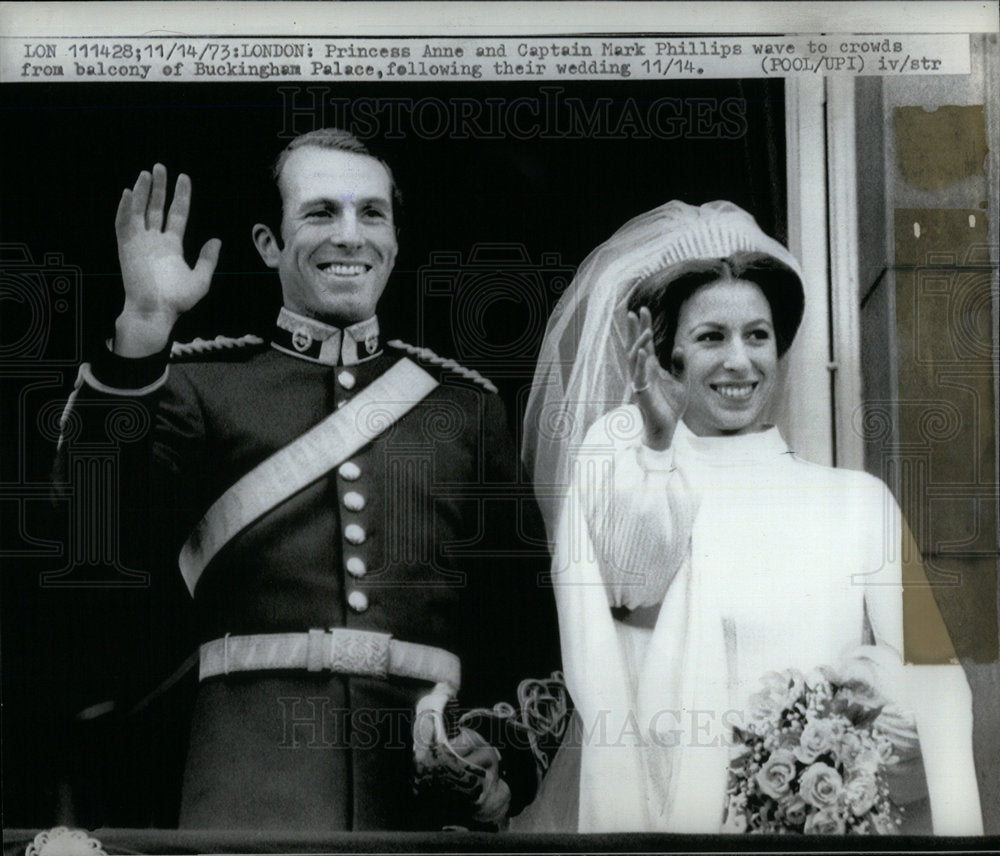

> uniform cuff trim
[87,337,171,392]
[80,361,169,396]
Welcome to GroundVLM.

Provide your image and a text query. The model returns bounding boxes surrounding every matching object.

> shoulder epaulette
[388,339,498,394]
[170,334,266,361]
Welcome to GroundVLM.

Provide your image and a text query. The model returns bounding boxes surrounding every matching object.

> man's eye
[307,210,331,218]
[363,207,387,220]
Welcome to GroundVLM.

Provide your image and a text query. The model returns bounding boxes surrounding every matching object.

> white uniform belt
[199,628,461,690]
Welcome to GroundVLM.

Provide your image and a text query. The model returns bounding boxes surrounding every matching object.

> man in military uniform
[57,129,561,830]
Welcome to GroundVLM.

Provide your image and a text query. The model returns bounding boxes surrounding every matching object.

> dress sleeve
[572,407,695,610]
[863,483,983,834]
[544,413,662,831]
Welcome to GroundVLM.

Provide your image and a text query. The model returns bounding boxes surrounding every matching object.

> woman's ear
[252,223,281,269]
[670,348,685,377]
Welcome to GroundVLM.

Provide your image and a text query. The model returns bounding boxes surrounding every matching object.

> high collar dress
[549,406,979,834]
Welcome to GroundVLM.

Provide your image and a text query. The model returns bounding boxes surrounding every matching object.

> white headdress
[523,199,804,538]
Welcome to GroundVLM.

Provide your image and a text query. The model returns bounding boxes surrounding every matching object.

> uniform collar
[271,308,381,366]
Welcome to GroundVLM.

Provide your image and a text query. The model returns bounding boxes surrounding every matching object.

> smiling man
[253,139,399,324]
[56,129,560,832]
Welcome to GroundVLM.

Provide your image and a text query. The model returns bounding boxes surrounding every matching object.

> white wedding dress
[524,407,981,834]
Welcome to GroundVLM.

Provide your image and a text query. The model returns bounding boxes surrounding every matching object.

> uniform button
[348,590,369,613]
[337,370,356,390]
[343,491,366,512]
[344,523,366,545]
[346,557,367,578]
[338,461,361,481]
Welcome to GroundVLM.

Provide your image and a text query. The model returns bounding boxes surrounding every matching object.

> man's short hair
[269,128,404,238]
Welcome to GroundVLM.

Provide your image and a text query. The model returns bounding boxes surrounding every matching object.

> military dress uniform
[57,308,560,831]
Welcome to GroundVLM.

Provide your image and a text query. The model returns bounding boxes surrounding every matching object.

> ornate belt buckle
[329,628,391,678]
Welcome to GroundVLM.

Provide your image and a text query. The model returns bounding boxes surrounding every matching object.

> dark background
[0,79,785,828]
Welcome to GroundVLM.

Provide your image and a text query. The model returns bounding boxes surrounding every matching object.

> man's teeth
[318,263,368,276]
[712,383,756,400]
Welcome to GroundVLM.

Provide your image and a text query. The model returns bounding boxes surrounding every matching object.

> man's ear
[252,223,281,269]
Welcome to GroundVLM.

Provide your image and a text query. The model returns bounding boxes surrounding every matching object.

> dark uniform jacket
[56,310,560,831]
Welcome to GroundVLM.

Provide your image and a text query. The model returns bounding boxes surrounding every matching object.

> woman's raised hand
[113,164,221,356]
[627,306,687,450]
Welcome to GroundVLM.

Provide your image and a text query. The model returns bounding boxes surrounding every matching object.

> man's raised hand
[113,164,221,356]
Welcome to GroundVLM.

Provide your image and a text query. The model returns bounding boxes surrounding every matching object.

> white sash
[178,357,439,595]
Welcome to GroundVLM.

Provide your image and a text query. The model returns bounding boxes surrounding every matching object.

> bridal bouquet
[723,665,905,834]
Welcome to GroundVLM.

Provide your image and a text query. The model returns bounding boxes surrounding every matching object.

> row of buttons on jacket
[337,368,368,613]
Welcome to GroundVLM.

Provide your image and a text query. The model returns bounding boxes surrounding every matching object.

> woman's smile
[710,380,758,401]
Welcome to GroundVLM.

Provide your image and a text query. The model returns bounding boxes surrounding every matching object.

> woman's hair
[626,251,804,365]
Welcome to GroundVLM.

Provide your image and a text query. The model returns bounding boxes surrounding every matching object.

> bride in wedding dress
[520,200,982,835]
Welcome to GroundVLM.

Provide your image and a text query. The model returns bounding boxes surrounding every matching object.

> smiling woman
[624,252,802,440]
[521,200,983,835]
[662,277,778,435]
